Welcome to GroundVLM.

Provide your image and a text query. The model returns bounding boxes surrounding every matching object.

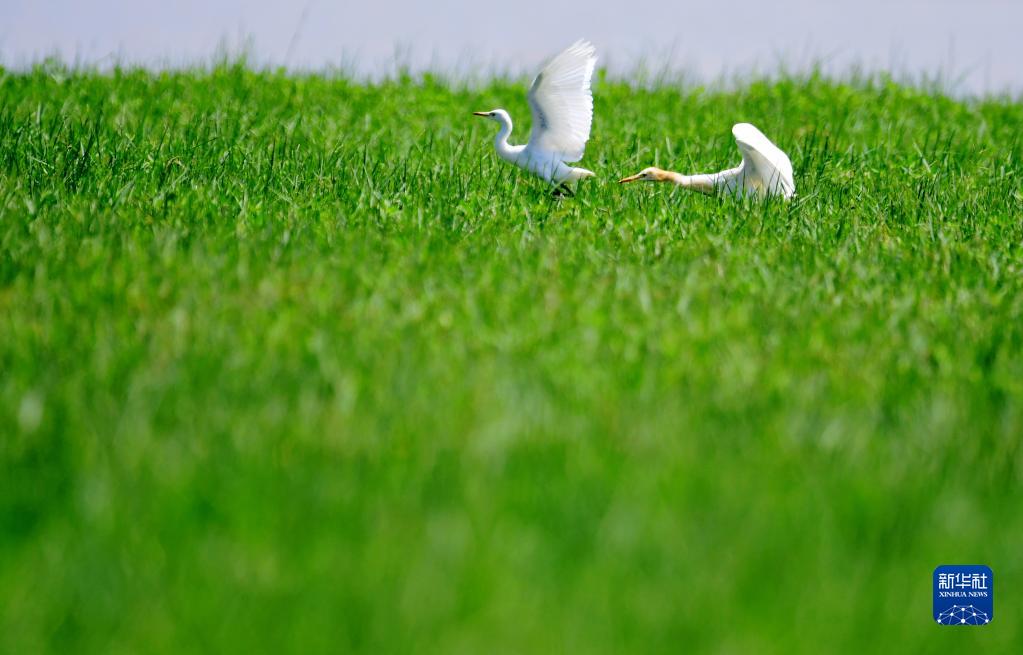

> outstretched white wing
[526,40,597,163]
[732,123,795,197]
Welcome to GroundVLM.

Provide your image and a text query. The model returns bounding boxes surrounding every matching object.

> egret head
[472,109,511,124]
[619,167,668,184]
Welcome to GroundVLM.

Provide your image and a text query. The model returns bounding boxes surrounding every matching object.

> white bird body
[620,123,795,199]
[475,41,598,186]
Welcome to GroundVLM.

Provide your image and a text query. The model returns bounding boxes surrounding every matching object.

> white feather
[525,40,597,163]
[731,123,795,198]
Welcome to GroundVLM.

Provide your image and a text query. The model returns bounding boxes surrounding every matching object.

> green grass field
[1,63,1022,652]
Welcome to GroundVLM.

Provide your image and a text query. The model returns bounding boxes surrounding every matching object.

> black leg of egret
[552,183,575,198]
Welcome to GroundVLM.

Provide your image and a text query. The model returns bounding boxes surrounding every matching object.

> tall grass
[1,63,1022,652]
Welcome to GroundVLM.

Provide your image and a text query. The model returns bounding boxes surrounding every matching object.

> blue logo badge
[933,565,993,625]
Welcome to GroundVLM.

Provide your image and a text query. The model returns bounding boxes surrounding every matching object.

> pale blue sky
[3,0,1021,94]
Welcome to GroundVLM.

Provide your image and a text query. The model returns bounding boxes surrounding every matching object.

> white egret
[619,123,795,199]
[474,40,598,194]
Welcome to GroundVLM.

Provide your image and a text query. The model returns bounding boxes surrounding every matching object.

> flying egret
[619,123,795,199]
[474,40,598,194]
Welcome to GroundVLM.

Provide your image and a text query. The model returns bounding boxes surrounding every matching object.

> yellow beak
[472,112,489,117]
[619,173,643,184]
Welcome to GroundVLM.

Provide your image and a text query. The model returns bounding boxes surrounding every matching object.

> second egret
[619,123,795,199]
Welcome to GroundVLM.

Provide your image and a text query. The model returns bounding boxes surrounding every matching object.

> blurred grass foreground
[1,63,1022,652]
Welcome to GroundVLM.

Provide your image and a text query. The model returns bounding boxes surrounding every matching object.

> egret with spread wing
[474,40,597,192]
[619,123,795,199]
